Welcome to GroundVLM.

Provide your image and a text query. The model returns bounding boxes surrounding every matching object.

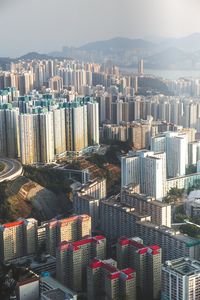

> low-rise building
[40,276,77,300]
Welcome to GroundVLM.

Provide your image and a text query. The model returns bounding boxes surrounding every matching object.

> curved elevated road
[0,158,23,183]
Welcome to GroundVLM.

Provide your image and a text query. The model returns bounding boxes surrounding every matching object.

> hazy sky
[1,0,200,57]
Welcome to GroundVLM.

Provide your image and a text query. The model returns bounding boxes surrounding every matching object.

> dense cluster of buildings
[1,59,200,168]
[121,125,200,198]
[0,95,99,163]
[2,83,200,168]
[2,58,200,299]
[0,60,135,96]
[1,176,200,299]
[1,213,200,299]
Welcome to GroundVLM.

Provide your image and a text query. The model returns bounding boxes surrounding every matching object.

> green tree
[186,164,197,175]
[180,224,200,238]
[174,213,189,223]
[163,187,185,204]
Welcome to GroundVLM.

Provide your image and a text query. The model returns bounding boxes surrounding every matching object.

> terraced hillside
[0,176,71,223]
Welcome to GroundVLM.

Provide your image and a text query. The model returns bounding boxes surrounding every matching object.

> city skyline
[2,1,200,298]
[1,0,200,56]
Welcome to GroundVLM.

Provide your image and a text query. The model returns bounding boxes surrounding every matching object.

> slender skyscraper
[72,104,88,152]
[87,101,99,146]
[39,111,55,163]
[138,59,144,75]
[19,113,40,164]
[53,108,66,156]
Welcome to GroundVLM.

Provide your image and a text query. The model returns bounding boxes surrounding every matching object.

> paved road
[0,158,23,182]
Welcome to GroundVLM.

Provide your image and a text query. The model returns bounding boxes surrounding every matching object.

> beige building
[48,76,63,92]
[87,258,136,300]
[56,236,106,292]
[72,104,88,152]
[180,127,196,143]
[117,237,161,300]
[53,108,66,157]
[46,215,91,257]
[19,113,40,164]
[121,188,171,227]
[75,177,107,200]
[0,218,38,262]
[39,111,55,163]
[130,123,150,150]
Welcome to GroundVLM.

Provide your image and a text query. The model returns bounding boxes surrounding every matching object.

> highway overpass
[0,158,23,183]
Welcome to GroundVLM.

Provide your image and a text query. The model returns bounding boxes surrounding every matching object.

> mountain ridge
[79,37,155,51]
[2,34,200,70]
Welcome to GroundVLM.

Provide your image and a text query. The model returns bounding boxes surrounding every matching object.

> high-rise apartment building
[100,190,171,241]
[138,59,144,75]
[18,72,32,95]
[19,108,55,165]
[5,108,20,158]
[100,195,151,240]
[181,127,196,143]
[46,215,91,257]
[99,190,200,262]
[121,154,140,187]
[73,178,106,229]
[19,113,40,164]
[39,111,55,163]
[87,258,136,300]
[0,218,38,262]
[75,178,107,200]
[0,107,20,158]
[151,131,188,178]
[162,258,200,300]
[53,108,66,157]
[121,150,166,200]
[7,96,100,164]
[121,187,171,227]
[188,140,200,165]
[65,105,73,152]
[49,76,63,92]
[130,123,150,149]
[0,108,7,156]
[117,237,162,300]
[73,194,99,230]
[136,221,200,262]
[73,104,88,152]
[64,99,94,154]
[87,101,99,145]
[56,236,106,292]
[140,151,166,200]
